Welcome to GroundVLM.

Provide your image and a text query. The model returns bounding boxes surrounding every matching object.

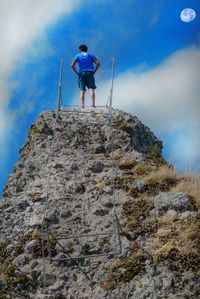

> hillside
[0,107,199,299]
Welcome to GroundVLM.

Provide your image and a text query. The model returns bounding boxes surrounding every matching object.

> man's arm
[71,60,79,75]
[93,58,100,74]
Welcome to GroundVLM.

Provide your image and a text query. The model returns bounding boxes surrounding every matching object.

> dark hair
[79,44,88,52]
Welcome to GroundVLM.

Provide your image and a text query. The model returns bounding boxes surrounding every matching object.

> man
[71,44,100,108]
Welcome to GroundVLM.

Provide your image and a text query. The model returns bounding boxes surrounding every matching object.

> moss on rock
[148,143,162,157]
[107,243,148,286]
[119,159,137,170]
[0,241,10,264]
[32,231,57,259]
[132,163,149,176]
[113,117,133,135]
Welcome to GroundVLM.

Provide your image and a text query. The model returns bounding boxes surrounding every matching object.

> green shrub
[133,163,148,175]
[149,143,162,157]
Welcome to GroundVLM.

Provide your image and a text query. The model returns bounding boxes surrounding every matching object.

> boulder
[13,254,28,267]
[25,239,37,254]
[154,192,190,212]
[38,273,56,287]
[29,214,43,227]
[89,161,104,173]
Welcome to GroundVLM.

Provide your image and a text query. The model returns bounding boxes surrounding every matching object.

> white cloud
[0,0,80,73]
[95,46,200,172]
[0,0,80,156]
[167,125,200,173]
[97,45,200,131]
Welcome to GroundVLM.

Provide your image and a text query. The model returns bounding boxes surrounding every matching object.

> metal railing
[56,56,115,125]
[56,57,64,122]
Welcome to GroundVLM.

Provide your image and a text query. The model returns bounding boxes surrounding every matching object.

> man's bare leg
[80,90,86,108]
[89,89,95,107]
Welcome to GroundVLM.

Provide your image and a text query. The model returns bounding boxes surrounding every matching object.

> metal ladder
[42,57,122,282]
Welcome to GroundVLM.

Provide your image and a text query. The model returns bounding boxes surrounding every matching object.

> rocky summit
[0,107,199,299]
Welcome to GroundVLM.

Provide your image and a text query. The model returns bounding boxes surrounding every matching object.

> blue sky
[0,0,200,195]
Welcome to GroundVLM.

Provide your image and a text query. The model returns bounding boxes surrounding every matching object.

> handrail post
[56,57,64,122]
[108,57,115,124]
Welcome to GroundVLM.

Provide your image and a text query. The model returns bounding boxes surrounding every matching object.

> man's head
[79,44,88,52]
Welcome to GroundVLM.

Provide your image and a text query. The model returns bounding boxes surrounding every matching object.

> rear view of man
[71,44,100,108]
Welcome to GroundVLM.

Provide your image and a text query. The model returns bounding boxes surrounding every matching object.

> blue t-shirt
[74,52,96,73]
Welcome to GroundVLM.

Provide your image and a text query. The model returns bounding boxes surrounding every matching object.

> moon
[180,8,196,23]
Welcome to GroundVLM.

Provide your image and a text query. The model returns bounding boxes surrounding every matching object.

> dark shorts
[78,71,96,91]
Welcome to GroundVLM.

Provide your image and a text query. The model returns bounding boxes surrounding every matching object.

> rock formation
[0,107,199,299]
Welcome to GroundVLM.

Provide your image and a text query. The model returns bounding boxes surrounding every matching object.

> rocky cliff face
[0,108,199,299]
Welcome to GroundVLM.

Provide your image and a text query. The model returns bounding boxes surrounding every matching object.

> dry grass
[149,220,199,264]
[143,166,177,184]
[150,205,200,269]
[158,210,179,225]
[100,274,117,291]
[154,241,175,257]
[113,150,123,160]
[119,169,200,278]
[178,223,200,249]
[179,172,200,183]
[96,180,106,192]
